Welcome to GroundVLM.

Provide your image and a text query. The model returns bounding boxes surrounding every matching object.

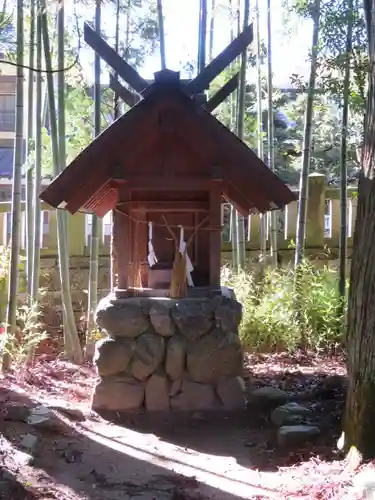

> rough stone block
[171,298,214,341]
[187,329,243,383]
[91,294,245,414]
[214,296,242,334]
[95,296,150,338]
[131,332,165,381]
[149,301,175,337]
[169,378,183,397]
[165,335,186,380]
[216,376,245,410]
[145,373,170,411]
[91,376,144,412]
[170,379,217,411]
[94,338,134,377]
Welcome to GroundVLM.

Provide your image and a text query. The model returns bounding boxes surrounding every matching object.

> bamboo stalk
[209,0,215,62]
[235,0,250,270]
[255,0,267,261]
[266,0,278,267]
[26,0,35,303]
[86,0,101,360]
[31,3,42,304]
[41,0,83,364]
[157,0,167,69]
[2,0,24,371]
[339,0,353,301]
[294,0,321,269]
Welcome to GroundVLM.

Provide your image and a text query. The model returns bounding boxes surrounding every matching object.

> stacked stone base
[92,293,245,413]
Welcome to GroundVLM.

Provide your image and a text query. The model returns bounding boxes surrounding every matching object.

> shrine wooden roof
[40,80,296,217]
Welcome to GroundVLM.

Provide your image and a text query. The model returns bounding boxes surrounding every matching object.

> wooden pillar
[131,207,148,287]
[209,184,222,288]
[115,187,130,290]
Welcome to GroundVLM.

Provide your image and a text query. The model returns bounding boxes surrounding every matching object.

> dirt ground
[0,353,373,500]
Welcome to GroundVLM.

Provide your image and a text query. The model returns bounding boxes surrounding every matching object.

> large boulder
[92,376,144,412]
[171,299,214,341]
[165,335,186,381]
[216,376,246,410]
[149,301,175,337]
[145,373,170,411]
[170,379,217,411]
[131,332,165,381]
[95,297,150,338]
[94,338,134,377]
[187,329,243,384]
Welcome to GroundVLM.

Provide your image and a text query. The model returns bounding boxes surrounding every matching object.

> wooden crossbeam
[109,74,140,107]
[84,23,149,94]
[188,23,253,96]
[145,78,191,86]
[204,73,239,113]
[110,70,239,115]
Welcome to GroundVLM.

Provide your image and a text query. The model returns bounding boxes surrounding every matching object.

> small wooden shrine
[40,21,295,298]
[40,68,295,296]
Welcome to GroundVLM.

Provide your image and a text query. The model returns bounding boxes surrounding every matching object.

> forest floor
[0,352,374,500]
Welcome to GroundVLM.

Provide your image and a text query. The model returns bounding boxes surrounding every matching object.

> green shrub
[2,300,48,366]
[222,261,346,352]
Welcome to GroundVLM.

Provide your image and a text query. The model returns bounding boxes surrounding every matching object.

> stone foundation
[91,293,245,413]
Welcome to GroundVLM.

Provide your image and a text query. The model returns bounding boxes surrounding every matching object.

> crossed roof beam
[83,21,254,112]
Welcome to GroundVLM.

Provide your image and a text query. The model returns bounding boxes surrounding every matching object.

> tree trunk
[339,0,353,302]
[294,0,321,268]
[235,0,249,269]
[343,0,375,460]
[26,0,35,302]
[41,0,83,364]
[157,0,166,69]
[266,0,278,267]
[2,0,24,371]
[86,0,101,361]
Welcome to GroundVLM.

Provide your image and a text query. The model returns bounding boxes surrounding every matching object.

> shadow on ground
[0,353,346,499]
[0,387,279,500]
[93,355,346,473]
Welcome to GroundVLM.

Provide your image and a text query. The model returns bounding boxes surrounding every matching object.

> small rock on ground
[271,402,311,426]
[249,387,288,410]
[20,434,38,452]
[3,403,30,422]
[277,425,321,447]
[27,406,72,434]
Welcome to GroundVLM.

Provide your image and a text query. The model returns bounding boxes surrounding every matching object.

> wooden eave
[165,90,296,214]
[39,93,158,214]
[40,84,296,217]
